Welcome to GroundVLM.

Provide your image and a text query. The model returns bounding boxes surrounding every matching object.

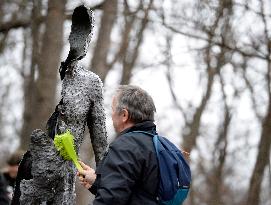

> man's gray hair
[115,85,156,123]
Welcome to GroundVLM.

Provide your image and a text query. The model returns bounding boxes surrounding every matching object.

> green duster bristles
[54,130,83,172]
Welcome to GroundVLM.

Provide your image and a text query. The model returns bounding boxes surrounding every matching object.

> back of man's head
[7,150,24,166]
[6,150,24,179]
[115,85,156,123]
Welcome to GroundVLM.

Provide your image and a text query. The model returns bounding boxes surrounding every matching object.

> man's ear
[122,109,129,122]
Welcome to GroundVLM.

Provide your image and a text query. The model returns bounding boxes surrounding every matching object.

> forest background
[0,0,270,205]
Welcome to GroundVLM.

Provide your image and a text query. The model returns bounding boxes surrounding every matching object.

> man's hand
[77,161,97,189]
[181,150,190,161]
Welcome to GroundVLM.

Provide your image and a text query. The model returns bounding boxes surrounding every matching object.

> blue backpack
[132,131,191,205]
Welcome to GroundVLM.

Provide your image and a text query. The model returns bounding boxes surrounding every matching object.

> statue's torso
[60,64,99,148]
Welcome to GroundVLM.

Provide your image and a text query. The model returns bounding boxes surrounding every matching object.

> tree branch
[0,2,104,33]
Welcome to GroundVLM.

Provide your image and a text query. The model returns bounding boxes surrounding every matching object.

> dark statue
[12,5,108,204]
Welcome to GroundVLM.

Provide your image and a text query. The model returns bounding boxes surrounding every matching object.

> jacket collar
[118,121,156,137]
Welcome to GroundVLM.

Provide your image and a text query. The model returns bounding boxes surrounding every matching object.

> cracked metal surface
[17,5,108,204]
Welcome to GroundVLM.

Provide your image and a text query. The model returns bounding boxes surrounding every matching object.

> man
[0,150,23,204]
[78,85,159,205]
[0,174,10,204]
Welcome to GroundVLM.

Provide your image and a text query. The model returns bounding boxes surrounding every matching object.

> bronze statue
[12,5,108,204]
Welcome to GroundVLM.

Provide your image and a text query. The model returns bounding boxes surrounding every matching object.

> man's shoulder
[118,131,152,141]
[0,172,7,186]
[2,173,14,186]
[111,131,154,151]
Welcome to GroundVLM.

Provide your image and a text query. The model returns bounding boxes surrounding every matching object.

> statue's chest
[61,73,93,120]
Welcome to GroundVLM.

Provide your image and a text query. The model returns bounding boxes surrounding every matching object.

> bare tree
[20,0,67,150]
[120,0,153,84]
[158,1,268,205]
[162,0,234,153]
[97,0,154,84]
[245,0,271,204]
[0,83,11,168]
[207,71,232,205]
[90,0,118,82]
[20,0,43,150]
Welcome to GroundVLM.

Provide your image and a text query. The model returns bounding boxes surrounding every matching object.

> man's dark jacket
[89,121,159,205]
[0,173,10,204]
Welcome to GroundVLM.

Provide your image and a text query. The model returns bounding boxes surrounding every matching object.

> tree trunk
[20,0,42,150]
[90,0,118,82]
[209,106,230,205]
[120,0,153,85]
[181,0,233,153]
[182,67,215,152]
[20,0,66,150]
[246,99,271,205]
[246,1,271,202]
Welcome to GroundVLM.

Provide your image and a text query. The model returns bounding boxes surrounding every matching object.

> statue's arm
[87,77,108,164]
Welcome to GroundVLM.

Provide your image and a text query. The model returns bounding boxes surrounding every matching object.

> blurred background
[0,0,270,204]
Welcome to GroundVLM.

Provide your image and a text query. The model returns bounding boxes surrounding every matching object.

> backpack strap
[128,131,159,157]
[125,130,159,200]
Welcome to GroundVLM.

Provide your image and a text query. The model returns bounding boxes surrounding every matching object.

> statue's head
[59,5,93,80]
[67,5,93,62]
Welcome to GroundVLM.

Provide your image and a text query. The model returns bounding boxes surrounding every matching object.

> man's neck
[121,122,135,132]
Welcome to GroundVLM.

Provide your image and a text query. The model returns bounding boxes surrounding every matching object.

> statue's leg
[64,171,76,205]
[47,180,65,205]
[27,129,77,204]
[49,171,76,205]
